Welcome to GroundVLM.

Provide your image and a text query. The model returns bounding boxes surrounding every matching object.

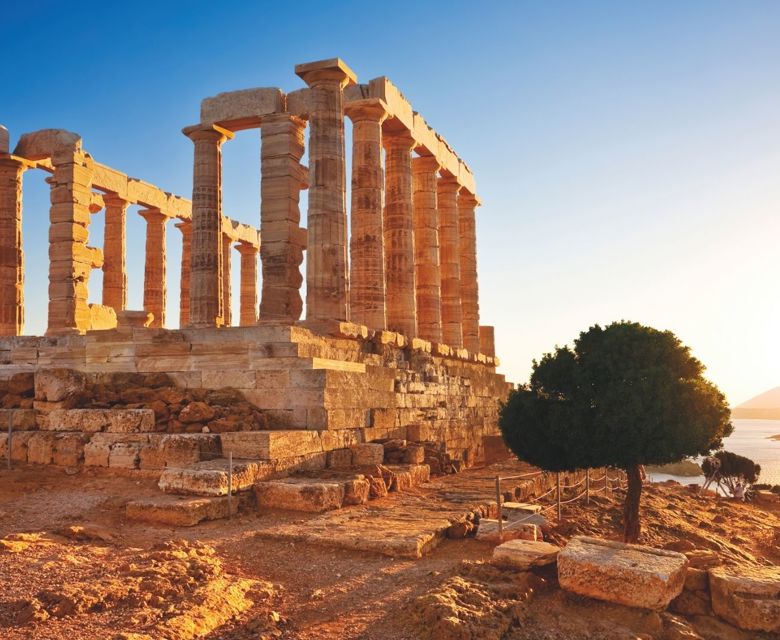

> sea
[648,419,780,486]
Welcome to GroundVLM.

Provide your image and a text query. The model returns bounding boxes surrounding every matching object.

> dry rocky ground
[1,462,779,640]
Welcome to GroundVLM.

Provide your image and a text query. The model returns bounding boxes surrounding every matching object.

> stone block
[9,431,34,462]
[557,536,688,610]
[27,433,55,464]
[402,444,425,464]
[254,478,345,512]
[492,539,560,570]
[342,478,370,505]
[84,436,110,467]
[45,408,156,433]
[200,87,285,128]
[52,433,88,466]
[34,368,86,402]
[126,495,239,527]
[327,448,353,469]
[108,442,141,469]
[709,565,780,632]
[476,519,539,543]
[220,430,323,460]
[158,459,260,496]
[0,408,37,430]
[350,442,384,466]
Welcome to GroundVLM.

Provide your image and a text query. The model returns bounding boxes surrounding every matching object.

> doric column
[295,59,357,323]
[383,129,417,338]
[458,190,481,353]
[479,325,495,357]
[183,124,233,327]
[437,175,463,347]
[412,155,442,343]
[47,145,94,335]
[221,233,233,326]
[176,219,191,327]
[259,113,306,322]
[139,208,167,328]
[345,99,388,330]
[237,242,258,326]
[0,152,26,336]
[101,193,128,312]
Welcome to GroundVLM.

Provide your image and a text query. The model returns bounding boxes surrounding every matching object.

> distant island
[731,386,780,420]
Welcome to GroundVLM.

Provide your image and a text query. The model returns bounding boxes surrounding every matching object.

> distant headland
[731,386,780,420]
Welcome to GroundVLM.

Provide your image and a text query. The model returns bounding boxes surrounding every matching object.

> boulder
[492,539,560,570]
[342,477,370,505]
[34,369,86,402]
[254,478,344,512]
[557,536,688,610]
[709,565,780,633]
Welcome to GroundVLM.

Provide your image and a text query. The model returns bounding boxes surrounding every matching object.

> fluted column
[345,99,388,330]
[102,194,128,312]
[222,233,233,326]
[140,208,167,328]
[176,219,191,327]
[383,129,417,338]
[237,242,258,326]
[0,153,26,336]
[259,113,306,321]
[295,59,356,323]
[438,175,463,347]
[458,190,480,353]
[183,124,233,327]
[412,155,442,343]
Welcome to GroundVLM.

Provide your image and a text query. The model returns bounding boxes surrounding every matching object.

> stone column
[0,153,26,336]
[479,325,495,358]
[259,113,306,321]
[412,155,442,343]
[139,208,167,328]
[458,191,481,353]
[221,233,233,326]
[47,146,94,335]
[383,129,417,338]
[183,124,233,327]
[438,175,463,347]
[295,59,356,323]
[176,219,192,327]
[345,99,388,330]
[101,194,128,312]
[237,242,258,326]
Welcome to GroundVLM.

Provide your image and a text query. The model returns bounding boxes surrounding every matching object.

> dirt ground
[1,462,779,640]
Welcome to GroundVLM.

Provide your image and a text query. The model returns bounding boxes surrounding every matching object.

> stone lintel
[200,87,285,130]
[295,58,357,87]
[13,128,82,161]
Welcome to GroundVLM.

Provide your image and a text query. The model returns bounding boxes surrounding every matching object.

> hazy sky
[3,1,779,405]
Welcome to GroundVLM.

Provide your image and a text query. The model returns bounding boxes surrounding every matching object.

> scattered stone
[709,565,780,633]
[179,401,215,424]
[255,477,345,512]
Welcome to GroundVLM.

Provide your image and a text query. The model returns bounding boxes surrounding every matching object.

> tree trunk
[623,464,643,543]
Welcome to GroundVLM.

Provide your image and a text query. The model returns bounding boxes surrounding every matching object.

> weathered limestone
[458,190,480,353]
[479,325,496,357]
[0,152,26,336]
[345,99,388,330]
[709,565,780,633]
[492,539,560,570]
[101,194,128,312]
[296,58,356,323]
[221,234,233,326]
[412,155,442,343]
[127,495,238,527]
[140,208,167,328]
[255,477,345,512]
[437,175,463,347]
[176,220,192,326]
[183,124,233,327]
[557,537,688,610]
[237,242,258,325]
[383,128,417,337]
[259,113,306,322]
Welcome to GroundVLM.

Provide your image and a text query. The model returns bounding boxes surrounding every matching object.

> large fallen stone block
[45,409,155,433]
[557,536,688,610]
[254,478,345,512]
[126,495,239,527]
[709,565,780,633]
[158,459,261,496]
[492,539,560,570]
[220,430,323,460]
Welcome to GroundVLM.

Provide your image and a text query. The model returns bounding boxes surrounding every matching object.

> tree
[499,321,732,542]
[702,451,761,497]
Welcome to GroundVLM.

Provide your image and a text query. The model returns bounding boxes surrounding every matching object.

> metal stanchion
[7,410,12,470]
[556,471,562,521]
[495,476,503,540]
[227,451,233,520]
[586,468,590,505]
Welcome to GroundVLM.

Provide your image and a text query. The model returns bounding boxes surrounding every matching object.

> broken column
[0,131,26,336]
[458,190,480,353]
[438,175,463,347]
[237,242,258,325]
[183,124,233,327]
[412,155,442,343]
[139,208,168,328]
[295,58,356,323]
[221,233,233,326]
[345,99,388,330]
[101,194,128,312]
[479,325,496,358]
[383,128,417,338]
[259,113,306,322]
[176,219,191,327]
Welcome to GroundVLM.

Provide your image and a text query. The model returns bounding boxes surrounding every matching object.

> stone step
[218,429,367,461]
[158,458,265,496]
[126,494,247,526]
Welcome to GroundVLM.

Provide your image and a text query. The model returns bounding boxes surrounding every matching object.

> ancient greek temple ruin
[0,59,509,523]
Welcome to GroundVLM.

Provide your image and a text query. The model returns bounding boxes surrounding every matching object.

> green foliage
[703,450,761,485]
[499,321,733,472]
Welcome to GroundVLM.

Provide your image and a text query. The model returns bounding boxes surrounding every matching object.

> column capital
[437,173,463,193]
[345,98,390,124]
[138,207,168,224]
[175,218,192,231]
[457,190,481,208]
[236,240,258,255]
[102,192,129,209]
[383,127,416,151]
[411,155,441,173]
[295,58,357,88]
[182,123,235,144]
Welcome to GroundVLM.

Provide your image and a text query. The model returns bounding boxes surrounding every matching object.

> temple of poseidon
[0,58,510,522]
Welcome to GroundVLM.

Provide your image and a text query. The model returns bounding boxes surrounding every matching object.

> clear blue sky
[3,1,779,405]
